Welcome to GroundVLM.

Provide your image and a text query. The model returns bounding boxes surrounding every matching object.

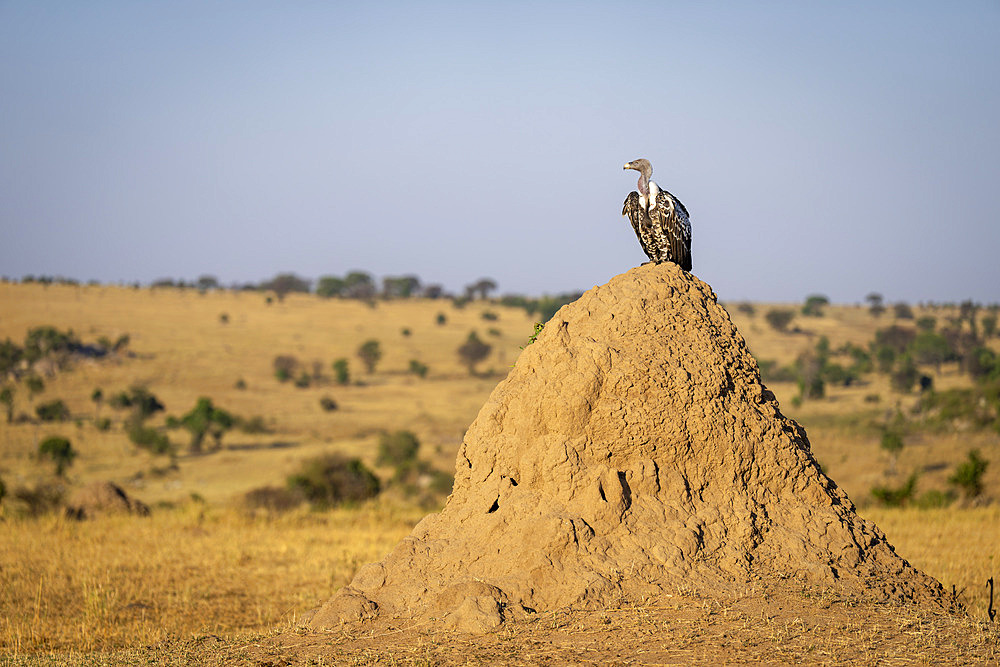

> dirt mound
[66,481,150,519]
[309,263,944,632]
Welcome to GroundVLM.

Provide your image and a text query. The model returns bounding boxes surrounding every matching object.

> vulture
[622,159,692,271]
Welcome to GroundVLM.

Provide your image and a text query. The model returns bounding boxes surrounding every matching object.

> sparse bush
[457,331,492,375]
[237,415,270,434]
[235,378,247,390]
[377,430,420,468]
[408,359,428,378]
[219,313,229,324]
[0,385,13,423]
[294,372,311,388]
[756,359,798,383]
[332,358,350,385]
[915,489,955,509]
[243,486,305,514]
[487,327,501,337]
[893,302,914,319]
[736,302,756,317]
[319,396,338,412]
[435,313,447,326]
[261,273,311,301]
[401,328,411,337]
[128,424,171,455]
[871,473,918,507]
[35,399,70,422]
[966,347,1000,382]
[764,309,794,332]
[95,417,112,431]
[38,436,76,476]
[917,316,937,332]
[910,331,952,372]
[286,454,380,508]
[983,314,997,339]
[948,449,989,498]
[864,393,881,403]
[357,340,382,374]
[25,375,45,398]
[12,481,65,516]
[273,355,299,382]
[890,355,919,393]
[481,311,499,321]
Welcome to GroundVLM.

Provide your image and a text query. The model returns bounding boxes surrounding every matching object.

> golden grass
[0,501,426,656]
[1,283,998,661]
[862,506,1000,618]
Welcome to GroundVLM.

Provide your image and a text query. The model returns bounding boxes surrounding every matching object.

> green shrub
[408,360,429,378]
[128,425,172,455]
[273,355,299,382]
[332,358,350,385]
[871,473,918,507]
[890,355,919,393]
[35,399,70,422]
[481,311,499,321]
[286,454,380,508]
[319,396,338,412]
[948,449,989,498]
[294,372,311,388]
[95,417,112,431]
[377,430,420,467]
[915,489,955,509]
[436,313,447,326]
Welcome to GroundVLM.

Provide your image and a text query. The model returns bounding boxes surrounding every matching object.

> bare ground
[9,588,998,666]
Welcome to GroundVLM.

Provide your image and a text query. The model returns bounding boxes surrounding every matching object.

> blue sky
[1,2,998,303]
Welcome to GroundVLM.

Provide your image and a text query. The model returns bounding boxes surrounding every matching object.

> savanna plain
[1,281,998,665]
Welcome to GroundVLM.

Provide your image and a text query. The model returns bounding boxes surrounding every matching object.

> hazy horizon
[2,2,998,304]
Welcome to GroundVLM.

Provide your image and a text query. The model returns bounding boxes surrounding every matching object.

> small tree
[890,354,919,392]
[436,313,447,326]
[408,359,429,378]
[332,358,350,385]
[802,294,829,317]
[866,292,885,317]
[261,273,311,301]
[982,314,998,339]
[175,397,234,453]
[457,331,492,375]
[38,436,76,476]
[357,340,382,374]
[764,309,794,332]
[91,388,103,420]
[0,385,13,424]
[880,429,904,476]
[948,449,989,499]
[25,375,45,399]
[316,275,346,298]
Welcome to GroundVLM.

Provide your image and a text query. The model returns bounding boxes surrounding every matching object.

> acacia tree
[174,397,235,453]
[38,436,76,476]
[457,331,492,375]
[866,292,885,317]
[357,340,382,374]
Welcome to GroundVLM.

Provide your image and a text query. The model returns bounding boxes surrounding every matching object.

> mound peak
[309,263,943,632]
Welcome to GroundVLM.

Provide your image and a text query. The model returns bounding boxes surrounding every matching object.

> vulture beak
[623,163,631,170]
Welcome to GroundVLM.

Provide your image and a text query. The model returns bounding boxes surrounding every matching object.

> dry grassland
[1,283,998,663]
